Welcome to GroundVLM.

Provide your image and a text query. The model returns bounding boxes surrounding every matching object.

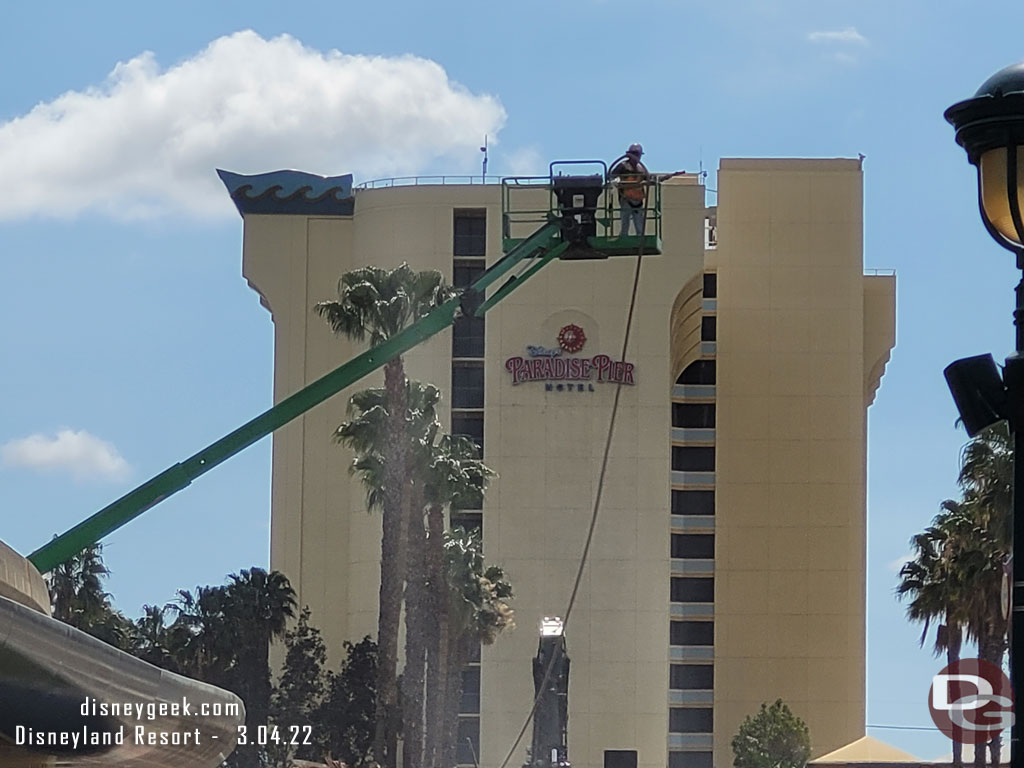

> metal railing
[356,175,505,189]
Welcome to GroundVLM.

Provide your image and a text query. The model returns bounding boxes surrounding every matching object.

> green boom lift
[28,161,663,574]
[4,161,664,768]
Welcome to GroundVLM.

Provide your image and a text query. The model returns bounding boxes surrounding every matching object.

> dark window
[605,751,638,768]
[672,403,715,428]
[670,620,714,646]
[669,752,714,768]
[671,578,714,603]
[460,667,480,713]
[468,642,481,663]
[672,490,715,516]
[452,412,484,454]
[456,717,480,765]
[454,260,485,288]
[454,210,487,256]
[677,360,716,385]
[672,535,715,559]
[702,273,717,299]
[669,708,713,734]
[451,511,483,532]
[452,362,484,408]
[670,664,714,690]
[701,316,717,341]
[672,447,715,472]
[453,314,485,358]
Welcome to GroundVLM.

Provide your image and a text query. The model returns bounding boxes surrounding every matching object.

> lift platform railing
[501,161,663,257]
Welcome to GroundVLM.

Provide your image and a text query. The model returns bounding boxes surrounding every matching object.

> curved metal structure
[0,596,243,768]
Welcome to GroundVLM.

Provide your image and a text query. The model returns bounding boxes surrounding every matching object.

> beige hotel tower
[222,157,896,768]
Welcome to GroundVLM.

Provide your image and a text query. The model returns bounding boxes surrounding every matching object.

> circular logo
[928,658,1014,744]
[557,324,586,354]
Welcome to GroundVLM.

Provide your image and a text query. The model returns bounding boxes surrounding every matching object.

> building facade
[225,158,895,768]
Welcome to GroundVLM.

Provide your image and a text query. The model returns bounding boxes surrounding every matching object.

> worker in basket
[610,143,650,236]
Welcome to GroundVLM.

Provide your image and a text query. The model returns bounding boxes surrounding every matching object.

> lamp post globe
[946,63,1024,768]
[946,62,1024,254]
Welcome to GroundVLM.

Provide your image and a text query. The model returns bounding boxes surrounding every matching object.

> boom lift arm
[29,160,665,574]
[28,219,565,574]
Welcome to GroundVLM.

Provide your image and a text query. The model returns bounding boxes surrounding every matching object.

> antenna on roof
[481,136,489,183]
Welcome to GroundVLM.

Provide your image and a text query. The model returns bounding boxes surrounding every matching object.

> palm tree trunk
[402,487,427,768]
[975,628,993,768]
[424,505,447,768]
[948,623,963,768]
[375,358,410,768]
[982,628,1006,768]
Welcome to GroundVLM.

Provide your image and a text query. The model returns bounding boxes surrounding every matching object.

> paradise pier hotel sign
[505,323,636,390]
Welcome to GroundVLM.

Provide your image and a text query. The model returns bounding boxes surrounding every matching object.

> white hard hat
[627,143,644,156]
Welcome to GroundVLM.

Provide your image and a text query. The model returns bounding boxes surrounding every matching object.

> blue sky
[1,0,1021,760]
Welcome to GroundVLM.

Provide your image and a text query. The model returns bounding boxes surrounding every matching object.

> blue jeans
[620,203,646,236]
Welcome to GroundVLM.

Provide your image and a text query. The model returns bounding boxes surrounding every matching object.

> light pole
[946,61,1024,765]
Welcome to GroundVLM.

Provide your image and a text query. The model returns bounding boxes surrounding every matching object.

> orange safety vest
[616,163,648,204]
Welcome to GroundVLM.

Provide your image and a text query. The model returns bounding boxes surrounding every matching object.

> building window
[454,210,487,257]
[454,260,486,288]
[453,362,485,408]
[671,534,715,560]
[671,578,714,603]
[456,716,480,765]
[672,447,715,472]
[702,273,717,299]
[672,403,715,429]
[670,620,714,646]
[700,316,717,342]
[451,510,483,533]
[452,412,484,454]
[670,664,714,690]
[605,751,638,768]
[669,752,713,768]
[677,360,716,385]
[672,490,715,516]
[669,708,713,734]
[461,666,481,713]
[453,314,485,358]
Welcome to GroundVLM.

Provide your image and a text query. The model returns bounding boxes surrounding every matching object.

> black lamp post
[946,62,1024,764]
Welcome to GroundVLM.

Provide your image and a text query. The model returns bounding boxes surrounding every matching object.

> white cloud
[1,429,130,482]
[0,31,507,221]
[807,27,869,46]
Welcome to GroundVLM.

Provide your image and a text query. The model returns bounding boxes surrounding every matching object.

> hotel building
[223,157,896,768]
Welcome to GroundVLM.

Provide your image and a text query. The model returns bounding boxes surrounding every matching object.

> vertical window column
[452,209,486,765]
[669,273,717,760]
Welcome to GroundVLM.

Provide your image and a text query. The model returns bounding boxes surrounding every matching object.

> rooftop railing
[356,175,505,189]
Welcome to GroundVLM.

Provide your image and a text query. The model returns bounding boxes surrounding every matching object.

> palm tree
[46,542,112,629]
[951,425,1012,768]
[135,604,177,671]
[440,527,514,768]
[168,585,233,684]
[897,513,967,768]
[422,436,495,768]
[224,568,297,768]
[898,425,1013,768]
[317,264,454,768]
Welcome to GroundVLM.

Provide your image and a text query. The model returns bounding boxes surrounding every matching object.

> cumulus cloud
[0,31,507,220]
[807,27,869,46]
[1,429,130,482]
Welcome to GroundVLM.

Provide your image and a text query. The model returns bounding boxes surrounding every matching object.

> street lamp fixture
[946,61,1024,766]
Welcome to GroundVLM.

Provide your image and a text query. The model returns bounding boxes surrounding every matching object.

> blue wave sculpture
[217,169,354,216]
